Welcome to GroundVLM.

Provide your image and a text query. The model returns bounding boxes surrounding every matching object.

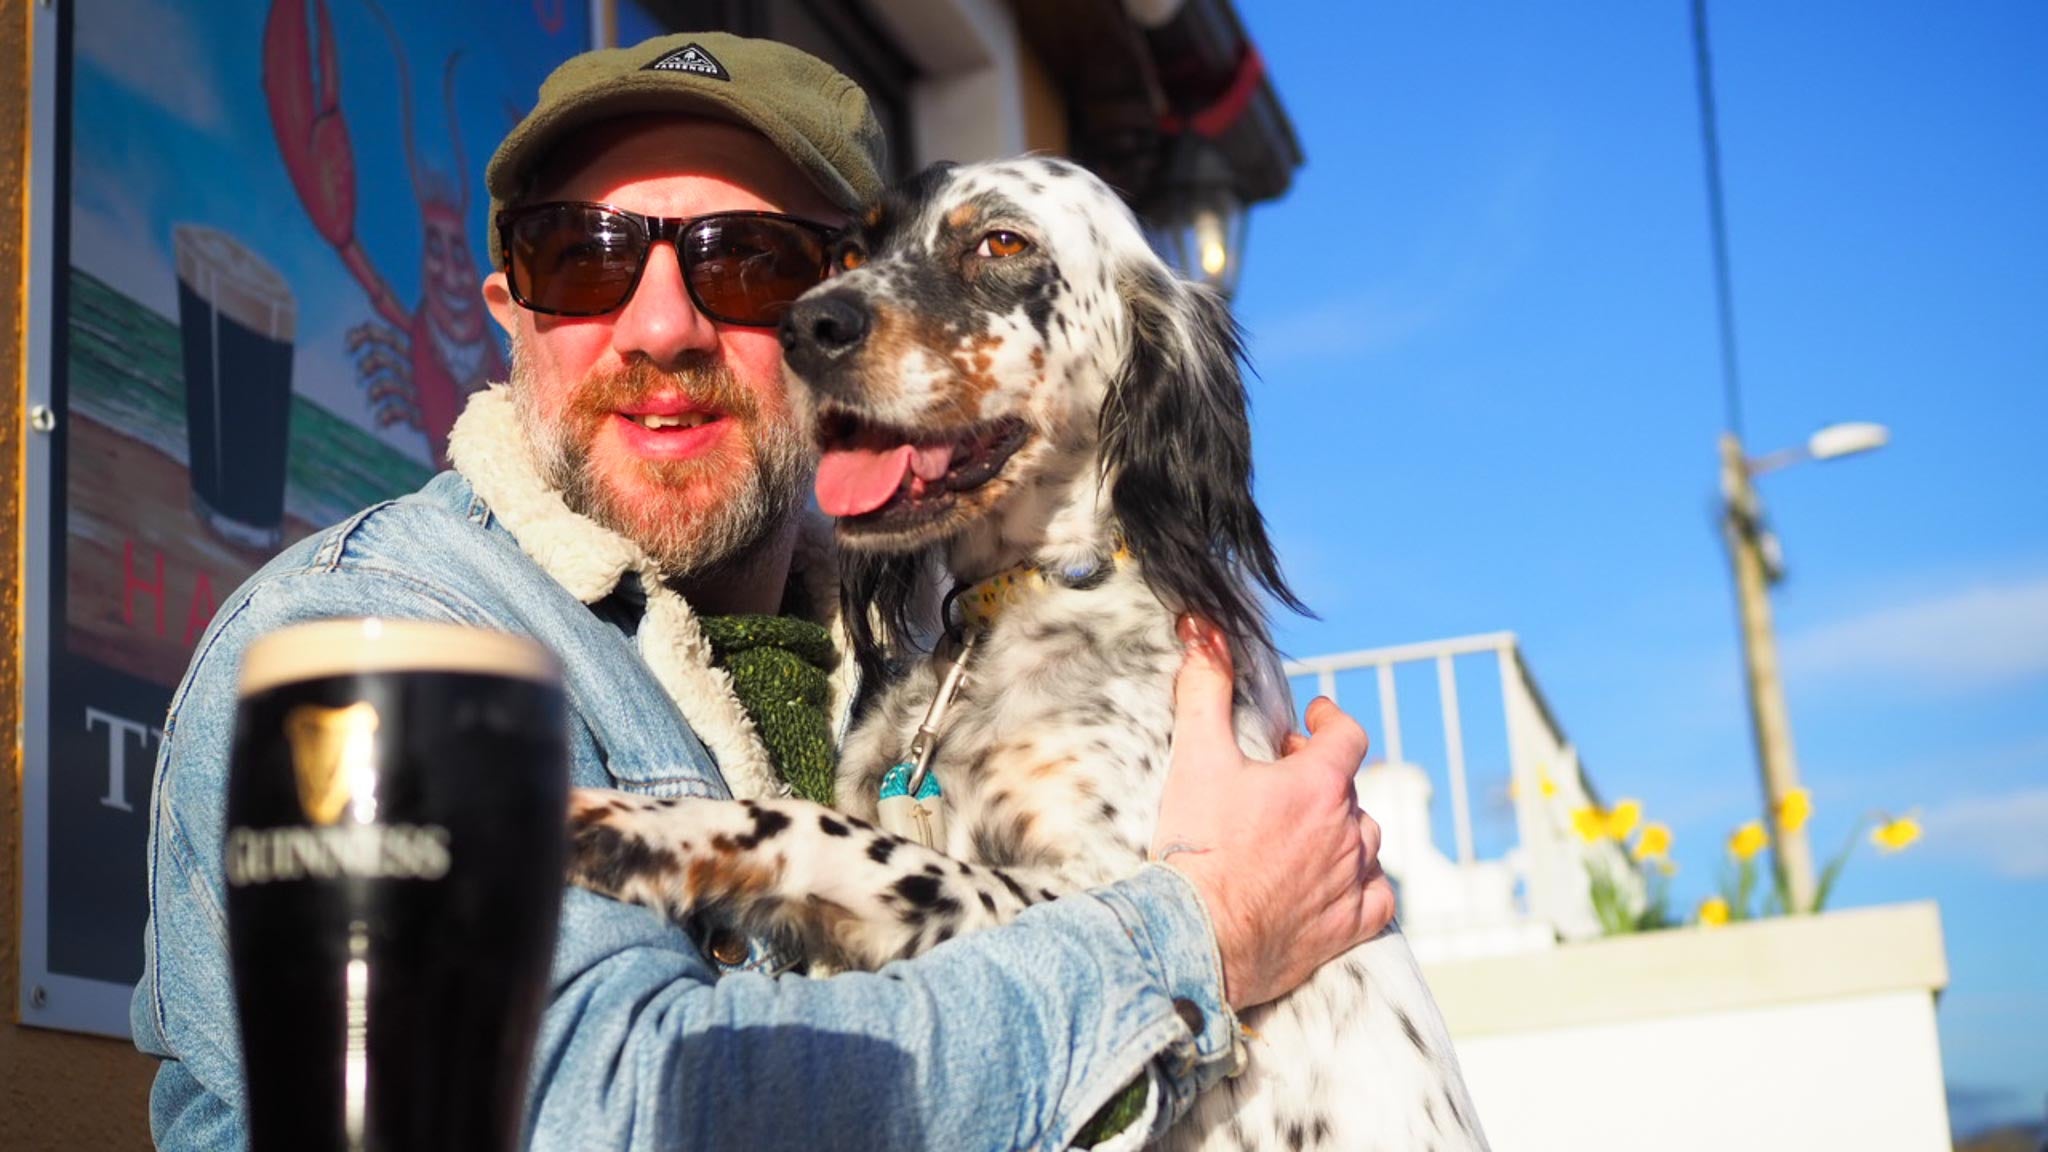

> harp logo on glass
[288,701,378,826]
[226,701,453,886]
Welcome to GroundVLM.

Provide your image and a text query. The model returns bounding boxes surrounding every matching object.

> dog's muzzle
[780,291,871,389]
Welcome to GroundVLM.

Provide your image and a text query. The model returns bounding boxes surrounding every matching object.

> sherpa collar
[446,385,857,802]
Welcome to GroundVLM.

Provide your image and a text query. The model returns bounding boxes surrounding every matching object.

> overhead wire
[1690,0,1746,438]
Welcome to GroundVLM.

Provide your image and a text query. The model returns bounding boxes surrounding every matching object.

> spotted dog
[569,157,1489,1151]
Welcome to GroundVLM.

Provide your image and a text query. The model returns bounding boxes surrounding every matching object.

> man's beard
[508,330,812,581]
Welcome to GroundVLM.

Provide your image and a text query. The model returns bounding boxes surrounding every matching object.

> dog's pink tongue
[910,442,955,482]
[816,444,915,517]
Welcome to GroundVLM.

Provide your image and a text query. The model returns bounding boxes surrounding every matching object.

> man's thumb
[1172,616,1237,753]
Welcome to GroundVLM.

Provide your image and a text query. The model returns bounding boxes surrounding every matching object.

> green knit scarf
[698,614,838,805]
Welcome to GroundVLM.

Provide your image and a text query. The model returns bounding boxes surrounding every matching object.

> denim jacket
[132,388,1242,1150]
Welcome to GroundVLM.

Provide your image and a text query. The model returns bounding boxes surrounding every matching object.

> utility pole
[1695,0,1885,915]
[1718,433,1817,912]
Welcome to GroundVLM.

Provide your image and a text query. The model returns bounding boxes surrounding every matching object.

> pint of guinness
[226,619,568,1151]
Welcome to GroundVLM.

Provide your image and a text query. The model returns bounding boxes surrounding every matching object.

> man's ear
[484,271,518,338]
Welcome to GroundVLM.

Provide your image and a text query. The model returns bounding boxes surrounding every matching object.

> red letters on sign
[185,570,218,646]
[117,540,222,646]
[122,539,167,636]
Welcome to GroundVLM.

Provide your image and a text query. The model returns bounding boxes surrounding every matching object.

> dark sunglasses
[497,202,835,325]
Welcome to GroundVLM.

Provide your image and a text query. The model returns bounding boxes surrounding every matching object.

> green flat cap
[486,31,888,266]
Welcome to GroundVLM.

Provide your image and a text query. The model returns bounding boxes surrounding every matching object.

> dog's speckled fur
[568,157,1488,1151]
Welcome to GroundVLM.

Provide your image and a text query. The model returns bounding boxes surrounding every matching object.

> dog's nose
[780,293,871,378]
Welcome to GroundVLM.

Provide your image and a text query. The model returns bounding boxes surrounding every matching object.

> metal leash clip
[876,631,977,850]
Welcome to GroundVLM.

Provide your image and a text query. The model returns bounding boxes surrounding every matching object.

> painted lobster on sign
[263,0,506,467]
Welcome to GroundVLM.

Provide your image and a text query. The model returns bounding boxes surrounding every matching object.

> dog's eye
[976,231,1031,258]
[836,243,868,273]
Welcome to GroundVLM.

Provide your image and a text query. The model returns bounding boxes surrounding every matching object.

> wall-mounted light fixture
[1144,133,1249,297]
[1141,44,1267,298]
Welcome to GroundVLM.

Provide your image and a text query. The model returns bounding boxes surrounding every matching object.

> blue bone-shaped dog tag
[877,761,946,848]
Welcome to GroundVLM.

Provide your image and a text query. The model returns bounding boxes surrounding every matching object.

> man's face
[484,119,839,578]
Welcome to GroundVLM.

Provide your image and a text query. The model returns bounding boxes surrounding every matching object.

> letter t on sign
[83,707,162,813]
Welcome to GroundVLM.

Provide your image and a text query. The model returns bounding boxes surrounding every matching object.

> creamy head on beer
[238,618,559,695]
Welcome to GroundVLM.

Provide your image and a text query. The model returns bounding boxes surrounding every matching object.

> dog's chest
[840,578,1181,882]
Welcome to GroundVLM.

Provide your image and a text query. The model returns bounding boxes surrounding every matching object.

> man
[133,32,1394,1149]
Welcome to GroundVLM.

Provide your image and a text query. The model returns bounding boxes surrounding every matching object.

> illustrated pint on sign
[173,224,297,550]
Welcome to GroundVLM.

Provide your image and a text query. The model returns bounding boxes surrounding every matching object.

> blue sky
[1232,0,2046,1134]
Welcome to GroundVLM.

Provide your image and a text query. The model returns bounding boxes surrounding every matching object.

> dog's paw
[565,788,685,906]
[564,792,809,927]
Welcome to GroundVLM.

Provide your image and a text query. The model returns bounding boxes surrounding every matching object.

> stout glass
[226,619,568,1151]
[173,223,297,550]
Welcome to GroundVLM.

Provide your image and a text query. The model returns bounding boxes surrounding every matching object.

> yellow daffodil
[1698,897,1730,927]
[1728,821,1768,862]
[1633,821,1673,862]
[1571,806,1605,843]
[1776,787,1813,835]
[1605,799,1643,842]
[1871,815,1922,853]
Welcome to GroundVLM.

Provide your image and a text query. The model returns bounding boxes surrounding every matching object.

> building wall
[0,0,160,1145]
[1018,42,1069,157]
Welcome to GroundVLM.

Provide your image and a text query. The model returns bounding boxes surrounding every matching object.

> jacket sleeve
[135,567,1243,1152]
[534,868,1237,1150]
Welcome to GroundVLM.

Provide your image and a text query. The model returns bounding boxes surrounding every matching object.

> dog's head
[781,157,1303,652]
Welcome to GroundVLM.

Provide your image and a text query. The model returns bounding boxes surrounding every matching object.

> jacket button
[707,929,750,967]
[1173,998,1205,1037]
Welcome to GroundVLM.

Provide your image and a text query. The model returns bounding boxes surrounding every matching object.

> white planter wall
[1421,902,1953,1151]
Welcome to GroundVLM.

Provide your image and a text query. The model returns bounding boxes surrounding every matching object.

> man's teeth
[631,412,712,430]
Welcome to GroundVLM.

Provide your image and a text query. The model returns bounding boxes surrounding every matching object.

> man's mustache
[568,356,760,422]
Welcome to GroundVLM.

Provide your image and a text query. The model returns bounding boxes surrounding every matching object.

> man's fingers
[1304,699,1371,762]
[1296,699,1370,777]
[1358,861,1397,942]
[1304,696,1339,733]
[1358,809,1383,868]
[1171,616,1238,756]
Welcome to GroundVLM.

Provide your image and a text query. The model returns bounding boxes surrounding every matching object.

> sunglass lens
[685,216,829,326]
[508,205,645,316]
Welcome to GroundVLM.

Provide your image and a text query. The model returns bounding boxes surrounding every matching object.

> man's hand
[1152,617,1396,1012]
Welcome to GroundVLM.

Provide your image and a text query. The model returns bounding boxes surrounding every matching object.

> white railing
[1285,632,1639,961]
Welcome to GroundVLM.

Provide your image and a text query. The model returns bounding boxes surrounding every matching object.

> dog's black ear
[872,162,958,225]
[1100,265,1309,646]
[839,549,936,688]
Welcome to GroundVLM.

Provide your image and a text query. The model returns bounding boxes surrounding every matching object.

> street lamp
[1718,421,1889,912]
[1749,421,1891,476]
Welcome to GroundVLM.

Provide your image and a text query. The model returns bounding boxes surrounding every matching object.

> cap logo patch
[644,43,731,81]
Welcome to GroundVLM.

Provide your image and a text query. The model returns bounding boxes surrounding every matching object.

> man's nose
[611,242,718,365]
